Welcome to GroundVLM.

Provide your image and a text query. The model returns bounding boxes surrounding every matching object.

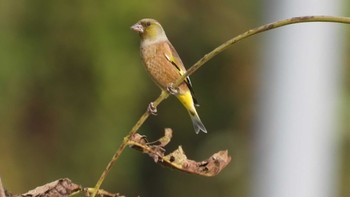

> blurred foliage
[0,1,348,197]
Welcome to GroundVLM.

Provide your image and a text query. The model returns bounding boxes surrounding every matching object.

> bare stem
[90,91,168,197]
[90,15,350,197]
[174,15,350,86]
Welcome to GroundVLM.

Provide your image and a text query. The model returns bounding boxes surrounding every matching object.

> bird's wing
[162,42,199,106]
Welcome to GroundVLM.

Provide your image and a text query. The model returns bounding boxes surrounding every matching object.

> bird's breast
[140,44,182,91]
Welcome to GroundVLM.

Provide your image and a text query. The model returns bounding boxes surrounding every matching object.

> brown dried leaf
[157,128,173,147]
[162,147,231,176]
[128,129,231,177]
[21,178,81,197]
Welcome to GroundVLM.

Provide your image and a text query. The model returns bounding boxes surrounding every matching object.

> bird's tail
[176,91,207,134]
[189,110,207,134]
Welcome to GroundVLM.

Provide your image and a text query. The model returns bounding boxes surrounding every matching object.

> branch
[0,178,123,197]
[90,91,168,197]
[2,178,81,197]
[175,15,350,86]
[90,15,350,197]
[128,129,231,177]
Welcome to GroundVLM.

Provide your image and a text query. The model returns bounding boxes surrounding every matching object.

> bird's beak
[131,23,144,33]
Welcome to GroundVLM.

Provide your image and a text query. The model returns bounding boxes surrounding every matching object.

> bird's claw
[147,102,157,115]
[167,83,179,95]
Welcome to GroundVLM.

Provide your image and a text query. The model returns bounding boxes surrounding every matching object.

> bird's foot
[147,102,157,115]
[167,83,179,95]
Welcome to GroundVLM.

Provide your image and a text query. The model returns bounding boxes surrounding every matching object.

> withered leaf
[128,129,231,177]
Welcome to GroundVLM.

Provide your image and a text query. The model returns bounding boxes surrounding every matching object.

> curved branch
[90,15,350,197]
[175,15,350,86]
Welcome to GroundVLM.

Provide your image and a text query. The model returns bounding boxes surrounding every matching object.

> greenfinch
[131,18,207,134]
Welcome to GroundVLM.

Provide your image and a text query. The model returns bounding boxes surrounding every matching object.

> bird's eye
[146,22,151,27]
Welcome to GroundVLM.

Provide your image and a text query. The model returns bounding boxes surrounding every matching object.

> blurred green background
[0,1,348,196]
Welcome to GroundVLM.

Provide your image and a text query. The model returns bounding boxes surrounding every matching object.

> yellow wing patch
[164,53,185,75]
[164,44,199,106]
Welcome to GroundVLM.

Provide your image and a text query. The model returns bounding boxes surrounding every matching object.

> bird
[131,18,207,134]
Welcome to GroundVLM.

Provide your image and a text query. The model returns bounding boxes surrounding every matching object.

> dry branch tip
[128,129,231,176]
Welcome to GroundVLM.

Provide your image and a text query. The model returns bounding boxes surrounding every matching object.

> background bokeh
[0,1,348,197]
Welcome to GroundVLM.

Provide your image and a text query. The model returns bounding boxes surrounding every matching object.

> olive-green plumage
[131,18,207,134]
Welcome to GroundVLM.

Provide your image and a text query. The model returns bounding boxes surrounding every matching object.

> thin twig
[174,15,350,86]
[90,15,350,197]
[90,91,168,197]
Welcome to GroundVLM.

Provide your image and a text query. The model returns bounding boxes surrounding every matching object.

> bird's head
[131,18,167,43]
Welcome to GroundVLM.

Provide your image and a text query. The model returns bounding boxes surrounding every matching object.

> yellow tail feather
[176,91,207,134]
